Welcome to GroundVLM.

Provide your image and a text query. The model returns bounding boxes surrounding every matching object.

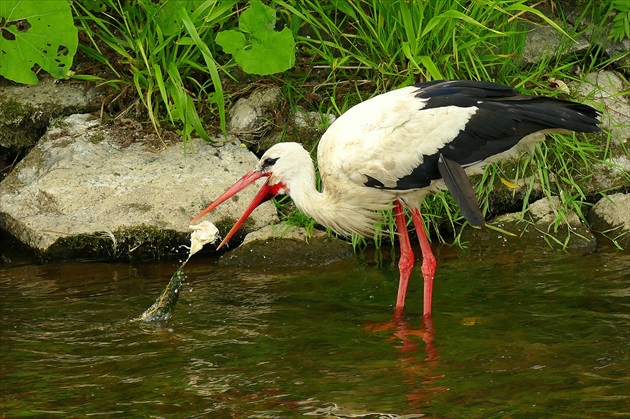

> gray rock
[584,155,630,196]
[571,6,630,65]
[254,108,337,156]
[522,23,590,65]
[0,78,100,151]
[527,197,581,226]
[601,38,630,62]
[219,225,356,268]
[463,196,597,253]
[588,193,630,248]
[227,86,282,139]
[292,108,336,129]
[240,224,321,246]
[575,71,630,145]
[0,114,278,258]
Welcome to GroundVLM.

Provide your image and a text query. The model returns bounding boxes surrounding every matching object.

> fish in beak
[191,169,281,249]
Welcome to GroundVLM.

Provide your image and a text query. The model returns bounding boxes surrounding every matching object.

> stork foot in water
[191,80,601,318]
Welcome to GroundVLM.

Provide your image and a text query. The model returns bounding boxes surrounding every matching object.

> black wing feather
[438,154,485,227]
[391,80,601,190]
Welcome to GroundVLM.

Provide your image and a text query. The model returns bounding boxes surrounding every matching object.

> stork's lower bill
[191,80,601,319]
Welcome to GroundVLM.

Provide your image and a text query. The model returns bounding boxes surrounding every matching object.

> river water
[1,242,628,417]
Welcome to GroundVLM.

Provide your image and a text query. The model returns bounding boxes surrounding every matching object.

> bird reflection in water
[365,315,446,407]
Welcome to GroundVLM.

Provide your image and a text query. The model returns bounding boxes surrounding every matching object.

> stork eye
[262,157,279,170]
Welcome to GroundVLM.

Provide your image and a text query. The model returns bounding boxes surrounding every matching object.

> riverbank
[1,2,628,263]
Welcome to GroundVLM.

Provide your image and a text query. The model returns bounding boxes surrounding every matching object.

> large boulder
[0,114,277,259]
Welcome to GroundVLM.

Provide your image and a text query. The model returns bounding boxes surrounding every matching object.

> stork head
[190,142,310,249]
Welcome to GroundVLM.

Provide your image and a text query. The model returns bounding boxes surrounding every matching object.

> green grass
[273,0,579,91]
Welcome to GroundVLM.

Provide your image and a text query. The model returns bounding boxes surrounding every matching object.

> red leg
[411,208,436,318]
[394,200,414,319]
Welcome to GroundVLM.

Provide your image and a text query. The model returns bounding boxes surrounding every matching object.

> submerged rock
[219,225,357,269]
[0,114,277,259]
[588,193,630,248]
[463,196,597,253]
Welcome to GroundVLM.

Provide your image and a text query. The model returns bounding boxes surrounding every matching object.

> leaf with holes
[0,0,78,84]
[215,0,295,75]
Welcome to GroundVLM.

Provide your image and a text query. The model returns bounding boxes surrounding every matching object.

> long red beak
[190,169,275,249]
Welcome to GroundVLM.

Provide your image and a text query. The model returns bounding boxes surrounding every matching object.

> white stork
[191,80,601,318]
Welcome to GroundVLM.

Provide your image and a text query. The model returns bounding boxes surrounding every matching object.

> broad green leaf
[237,28,295,75]
[240,0,275,33]
[0,0,78,84]
[215,30,247,55]
[215,0,295,75]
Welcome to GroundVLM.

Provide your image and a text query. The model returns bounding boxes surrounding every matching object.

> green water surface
[1,245,628,417]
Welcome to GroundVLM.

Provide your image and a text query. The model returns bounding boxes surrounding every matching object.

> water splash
[137,221,219,322]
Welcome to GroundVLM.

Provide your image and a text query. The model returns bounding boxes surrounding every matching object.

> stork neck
[284,159,383,237]
[285,160,326,217]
